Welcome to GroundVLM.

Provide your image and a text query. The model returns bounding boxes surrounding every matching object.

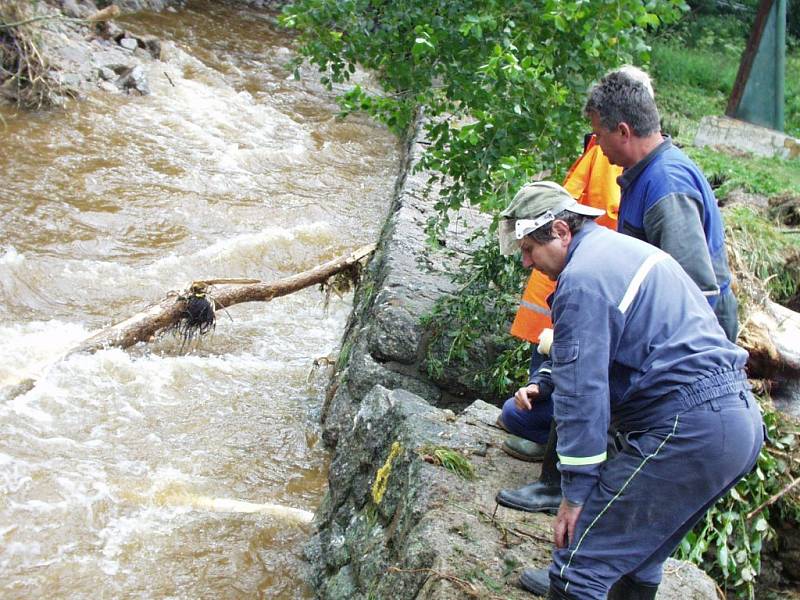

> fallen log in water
[1,245,374,401]
[74,243,375,354]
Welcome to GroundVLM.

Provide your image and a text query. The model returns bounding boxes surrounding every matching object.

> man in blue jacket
[584,67,738,341]
[497,181,763,600]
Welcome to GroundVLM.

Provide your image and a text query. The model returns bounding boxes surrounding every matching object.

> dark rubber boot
[539,418,560,485]
[607,575,659,600]
[519,567,550,596]
[496,420,561,513]
[495,481,561,513]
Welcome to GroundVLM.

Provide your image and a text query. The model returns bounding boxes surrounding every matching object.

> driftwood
[74,243,376,354]
[739,298,800,380]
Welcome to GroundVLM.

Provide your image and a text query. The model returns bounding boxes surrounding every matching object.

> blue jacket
[532,222,748,504]
[617,139,732,305]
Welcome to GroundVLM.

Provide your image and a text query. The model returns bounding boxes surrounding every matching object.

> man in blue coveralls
[496,66,740,517]
[496,181,763,599]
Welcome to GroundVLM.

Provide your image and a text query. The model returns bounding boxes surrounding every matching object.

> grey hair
[584,67,660,137]
[616,65,654,99]
[526,210,593,244]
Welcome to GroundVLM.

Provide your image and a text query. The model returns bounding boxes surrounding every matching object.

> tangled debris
[0,1,122,109]
[170,282,218,350]
[0,1,63,108]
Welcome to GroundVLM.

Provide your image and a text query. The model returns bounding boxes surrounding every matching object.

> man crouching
[497,181,764,599]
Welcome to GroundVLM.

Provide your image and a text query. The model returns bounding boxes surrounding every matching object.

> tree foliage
[281,0,687,222]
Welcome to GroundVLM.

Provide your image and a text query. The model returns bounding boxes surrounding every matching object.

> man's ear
[618,122,632,142]
[552,219,572,243]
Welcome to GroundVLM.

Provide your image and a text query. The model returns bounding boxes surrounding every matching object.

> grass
[685,146,800,199]
[651,12,800,143]
[419,445,476,481]
[724,204,800,306]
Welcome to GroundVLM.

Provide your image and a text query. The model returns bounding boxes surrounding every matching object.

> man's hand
[513,383,540,411]
[554,499,583,549]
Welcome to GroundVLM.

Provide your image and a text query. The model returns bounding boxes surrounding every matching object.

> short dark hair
[526,210,593,244]
[584,70,660,137]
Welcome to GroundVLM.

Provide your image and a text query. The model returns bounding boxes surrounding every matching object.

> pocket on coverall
[550,341,579,397]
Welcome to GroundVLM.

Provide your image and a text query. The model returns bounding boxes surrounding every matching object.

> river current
[0,1,399,597]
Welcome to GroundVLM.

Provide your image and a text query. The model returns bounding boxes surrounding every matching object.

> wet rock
[119,37,139,51]
[310,385,717,599]
[141,36,163,60]
[113,64,150,95]
[97,80,120,94]
[98,66,117,81]
[95,20,124,41]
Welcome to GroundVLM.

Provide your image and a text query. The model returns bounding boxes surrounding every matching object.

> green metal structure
[726,0,787,132]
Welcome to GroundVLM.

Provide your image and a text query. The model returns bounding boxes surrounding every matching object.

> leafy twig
[746,474,800,521]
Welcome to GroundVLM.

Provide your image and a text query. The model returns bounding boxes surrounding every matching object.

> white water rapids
[0,2,399,597]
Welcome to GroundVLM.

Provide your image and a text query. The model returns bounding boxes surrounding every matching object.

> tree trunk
[740,299,800,380]
[74,244,375,354]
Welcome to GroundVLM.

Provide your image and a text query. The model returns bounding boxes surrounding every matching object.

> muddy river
[0,1,399,597]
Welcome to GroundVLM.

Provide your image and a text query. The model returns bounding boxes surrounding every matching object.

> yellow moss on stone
[371,441,402,505]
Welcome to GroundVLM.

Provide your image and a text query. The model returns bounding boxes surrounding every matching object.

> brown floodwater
[0,1,399,598]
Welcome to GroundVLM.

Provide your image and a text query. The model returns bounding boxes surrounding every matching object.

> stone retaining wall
[320,116,502,449]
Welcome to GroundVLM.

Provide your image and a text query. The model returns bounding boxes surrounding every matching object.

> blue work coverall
[503,140,738,443]
[532,222,763,599]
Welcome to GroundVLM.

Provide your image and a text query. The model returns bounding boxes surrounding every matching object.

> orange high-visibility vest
[509,137,622,343]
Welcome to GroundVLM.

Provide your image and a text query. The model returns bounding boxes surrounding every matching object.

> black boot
[538,419,560,486]
[607,575,658,600]
[495,481,561,513]
[496,420,561,513]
